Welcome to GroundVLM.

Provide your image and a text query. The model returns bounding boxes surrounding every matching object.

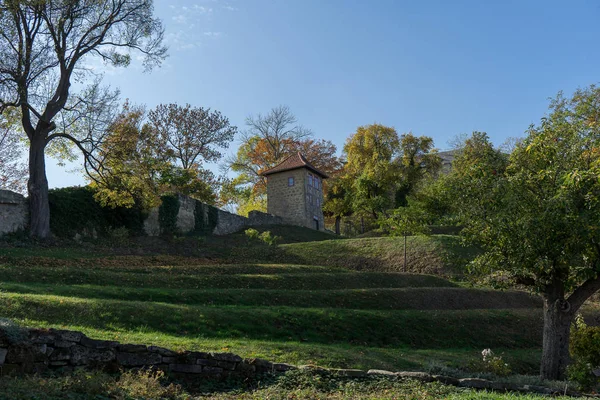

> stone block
[196,358,217,366]
[367,369,397,377]
[116,351,161,367]
[190,351,211,359]
[328,368,366,377]
[148,346,177,357]
[396,371,434,382]
[49,348,71,361]
[6,345,34,364]
[169,364,203,374]
[272,363,296,372]
[117,344,147,353]
[298,365,328,372]
[246,358,272,372]
[71,345,115,366]
[54,340,76,348]
[216,361,237,370]
[80,337,119,349]
[49,361,69,367]
[0,348,7,364]
[202,366,223,375]
[458,378,493,389]
[30,331,55,344]
[235,362,256,374]
[55,330,83,343]
[211,352,242,362]
[432,375,460,386]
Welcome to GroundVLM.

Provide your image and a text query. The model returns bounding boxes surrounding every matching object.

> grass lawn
[0,230,590,398]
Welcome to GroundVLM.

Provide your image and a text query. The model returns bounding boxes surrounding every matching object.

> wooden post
[404,233,407,272]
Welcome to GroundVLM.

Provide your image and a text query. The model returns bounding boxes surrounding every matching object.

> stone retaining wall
[0,327,585,396]
[0,328,292,379]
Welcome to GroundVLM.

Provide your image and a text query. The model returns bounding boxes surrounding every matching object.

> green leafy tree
[395,133,441,206]
[405,175,455,226]
[323,175,353,235]
[449,86,600,380]
[343,124,401,218]
[0,0,167,238]
[89,104,171,210]
[90,102,230,208]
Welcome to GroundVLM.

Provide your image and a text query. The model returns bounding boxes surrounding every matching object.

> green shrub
[245,228,260,240]
[467,348,511,377]
[245,229,280,246]
[568,314,600,390]
[259,230,281,246]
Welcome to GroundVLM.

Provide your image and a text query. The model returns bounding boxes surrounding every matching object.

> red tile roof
[260,152,329,178]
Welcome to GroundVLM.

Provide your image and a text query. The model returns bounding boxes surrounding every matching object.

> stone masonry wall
[0,327,579,396]
[266,169,307,228]
[212,208,250,236]
[0,190,28,237]
[0,328,292,378]
[0,189,285,238]
[303,170,325,231]
[143,194,285,237]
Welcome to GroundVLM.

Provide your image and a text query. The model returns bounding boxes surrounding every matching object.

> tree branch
[567,275,600,313]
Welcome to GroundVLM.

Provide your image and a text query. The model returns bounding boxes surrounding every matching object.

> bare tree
[0,0,167,238]
[148,103,237,170]
[226,105,312,181]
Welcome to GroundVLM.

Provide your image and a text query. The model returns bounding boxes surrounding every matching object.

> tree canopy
[0,0,167,237]
[89,102,234,209]
[447,86,600,379]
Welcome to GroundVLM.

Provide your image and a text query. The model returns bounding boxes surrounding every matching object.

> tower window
[288,177,295,186]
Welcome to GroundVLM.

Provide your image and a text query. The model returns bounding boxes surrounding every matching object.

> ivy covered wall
[11,187,285,239]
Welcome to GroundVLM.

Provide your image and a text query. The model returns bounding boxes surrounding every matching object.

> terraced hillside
[0,242,546,374]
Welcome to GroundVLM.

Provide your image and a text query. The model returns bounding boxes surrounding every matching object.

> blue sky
[47,0,600,188]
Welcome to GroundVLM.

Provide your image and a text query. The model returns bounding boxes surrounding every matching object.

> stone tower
[261,152,329,230]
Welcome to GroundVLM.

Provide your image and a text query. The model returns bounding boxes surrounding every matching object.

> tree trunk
[28,136,51,239]
[335,216,341,235]
[540,292,574,380]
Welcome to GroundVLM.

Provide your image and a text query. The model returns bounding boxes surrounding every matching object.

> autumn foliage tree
[89,103,235,209]
[88,104,172,210]
[342,124,401,218]
[224,106,341,214]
